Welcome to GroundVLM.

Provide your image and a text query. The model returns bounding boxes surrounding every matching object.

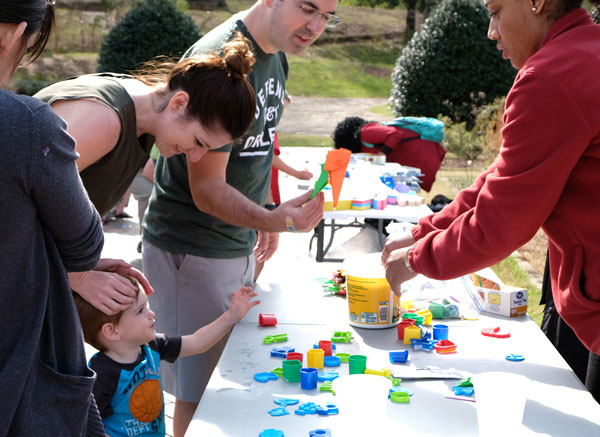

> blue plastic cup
[300,367,318,390]
[433,324,449,340]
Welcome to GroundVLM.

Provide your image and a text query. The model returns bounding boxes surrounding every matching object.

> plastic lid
[343,253,387,279]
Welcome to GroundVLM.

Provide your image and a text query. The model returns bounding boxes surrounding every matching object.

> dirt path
[277,96,394,136]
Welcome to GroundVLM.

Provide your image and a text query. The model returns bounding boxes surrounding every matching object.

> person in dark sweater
[0,1,105,434]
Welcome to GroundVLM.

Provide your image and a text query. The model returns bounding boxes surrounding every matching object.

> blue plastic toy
[324,355,341,367]
[506,354,525,362]
[389,350,409,363]
[452,386,475,396]
[271,346,295,358]
[295,402,318,416]
[309,429,332,437]
[254,372,278,383]
[313,343,337,351]
[316,403,339,416]
[274,398,299,407]
[410,337,438,351]
[268,407,289,417]
[317,371,339,382]
[259,429,284,437]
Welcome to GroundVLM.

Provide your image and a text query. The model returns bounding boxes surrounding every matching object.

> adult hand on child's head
[95,258,155,296]
[229,286,260,322]
[276,191,324,233]
[254,231,279,262]
[381,232,416,265]
[68,270,138,316]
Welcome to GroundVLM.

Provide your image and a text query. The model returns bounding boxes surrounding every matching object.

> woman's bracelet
[404,249,414,273]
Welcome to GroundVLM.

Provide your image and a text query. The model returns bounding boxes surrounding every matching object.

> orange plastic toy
[323,148,351,208]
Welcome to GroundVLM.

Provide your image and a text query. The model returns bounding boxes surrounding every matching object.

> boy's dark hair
[332,116,370,153]
[73,276,141,352]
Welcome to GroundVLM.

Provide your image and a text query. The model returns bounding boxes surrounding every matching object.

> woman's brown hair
[136,32,256,140]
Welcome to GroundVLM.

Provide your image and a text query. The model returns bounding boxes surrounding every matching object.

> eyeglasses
[290,0,341,28]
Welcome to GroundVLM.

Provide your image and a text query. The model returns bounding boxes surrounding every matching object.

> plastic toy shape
[415,308,433,325]
[254,372,278,383]
[432,324,449,340]
[410,337,438,351]
[331,331,353,343]
[317,371,339,382]
[397,319,417,341]
[286,352,303,363]
[389,350,409,363]
[264,333,288,344]
[506,354,525,362]
[458,377,473,387]
[271,367,284,377]
[434,339,457,354]
[387,377,402,386]
[348,354,367,375]
[271,346,295,358]
[320,381,335,394]
[316,403,339,416]
[335,352,351,363]
[310,164,329,199]
[259,313,277,326]
[268,407,289,416]
[403,325,422,345]
[274,398,300,407]
[481,327,511,338]
[295,402,318,416]
[318,340,333,356]
[307,348,325,369]
[300,367,318,390]
[452,386,475,396]
[323,148,351,208]
[324,356,341,367]
[313,343,336,351]
[390,386,413,397]
[282,360,302,383]
[390,391,410,403]
[309,429,332,437]
[364,368,392,378]
[259,429,285,437]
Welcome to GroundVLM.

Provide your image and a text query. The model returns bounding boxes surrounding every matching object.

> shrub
[97,0,202,73]
[390,0,515,129]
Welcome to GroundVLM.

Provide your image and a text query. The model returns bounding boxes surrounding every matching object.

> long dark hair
[136,32,256,140]
[0,0,55,65]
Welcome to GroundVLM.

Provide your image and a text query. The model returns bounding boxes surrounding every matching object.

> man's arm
[187,151,324,233]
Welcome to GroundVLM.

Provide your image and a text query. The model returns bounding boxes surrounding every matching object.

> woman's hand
[381,231,416,265]
[94,258,155,296]
[384,248,418,296]
[69,270,138,315]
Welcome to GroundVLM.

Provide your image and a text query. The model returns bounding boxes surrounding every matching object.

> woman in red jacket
[382,0,600,401]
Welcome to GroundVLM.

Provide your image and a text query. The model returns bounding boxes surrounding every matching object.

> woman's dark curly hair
[332,116,370,153]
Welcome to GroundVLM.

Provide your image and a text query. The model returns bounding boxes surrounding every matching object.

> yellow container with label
[344,254,400,329]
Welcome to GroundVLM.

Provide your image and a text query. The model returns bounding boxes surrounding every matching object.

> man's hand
[383,248,417,296]
[275,191,324,232]
[254,231,279,262]
[381,231,416,265]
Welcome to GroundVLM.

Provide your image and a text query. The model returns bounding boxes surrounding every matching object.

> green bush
[390,0,515,129]
[97,0,202,73]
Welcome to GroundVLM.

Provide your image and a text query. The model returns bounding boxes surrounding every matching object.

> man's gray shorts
[142,240,255,402]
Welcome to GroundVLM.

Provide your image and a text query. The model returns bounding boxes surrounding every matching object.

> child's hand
[296,170,313,180]
[228,286,260,322]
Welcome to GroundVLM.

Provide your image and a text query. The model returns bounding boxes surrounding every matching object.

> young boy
[74,279,259,436]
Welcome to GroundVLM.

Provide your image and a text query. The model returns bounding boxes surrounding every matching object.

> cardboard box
[476,286,528,318]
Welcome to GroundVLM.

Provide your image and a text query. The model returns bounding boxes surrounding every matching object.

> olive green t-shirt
[35,73,155,216]
[143,15,289,258]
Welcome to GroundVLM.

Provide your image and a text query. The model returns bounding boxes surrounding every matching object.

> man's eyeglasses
[291,0,341,28]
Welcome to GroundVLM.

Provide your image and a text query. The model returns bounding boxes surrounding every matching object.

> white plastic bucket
[344,254,400,329]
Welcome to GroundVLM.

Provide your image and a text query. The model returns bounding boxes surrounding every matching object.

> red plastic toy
[434,340,457,354]
[259,313,278,326]
[481,327,511,338]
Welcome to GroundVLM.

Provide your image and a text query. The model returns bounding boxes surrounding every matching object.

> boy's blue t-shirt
[89,334,182,436]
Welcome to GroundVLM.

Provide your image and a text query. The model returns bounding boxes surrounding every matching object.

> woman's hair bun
[222,31,255,80]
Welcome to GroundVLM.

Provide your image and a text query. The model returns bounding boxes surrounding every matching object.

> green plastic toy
[263,333,288,344]
[331,331,353,343]
[335,353,351,363]
[310,164,329,199]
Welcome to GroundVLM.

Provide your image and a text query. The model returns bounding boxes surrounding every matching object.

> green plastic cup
[349,354,367,375]
[282,359,302,383]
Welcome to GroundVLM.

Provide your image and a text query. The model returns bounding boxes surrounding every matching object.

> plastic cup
[282,359,302,383]
[432,324,449,340]
[348,354,367,375]
[473,372,529,436]
[403,325,421,345]
[319,340,333,356]
[397,319,417,341]
[307,348,324,369]
[300,367,318,390]
[286,352,303,363]
[259,313,277,326]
